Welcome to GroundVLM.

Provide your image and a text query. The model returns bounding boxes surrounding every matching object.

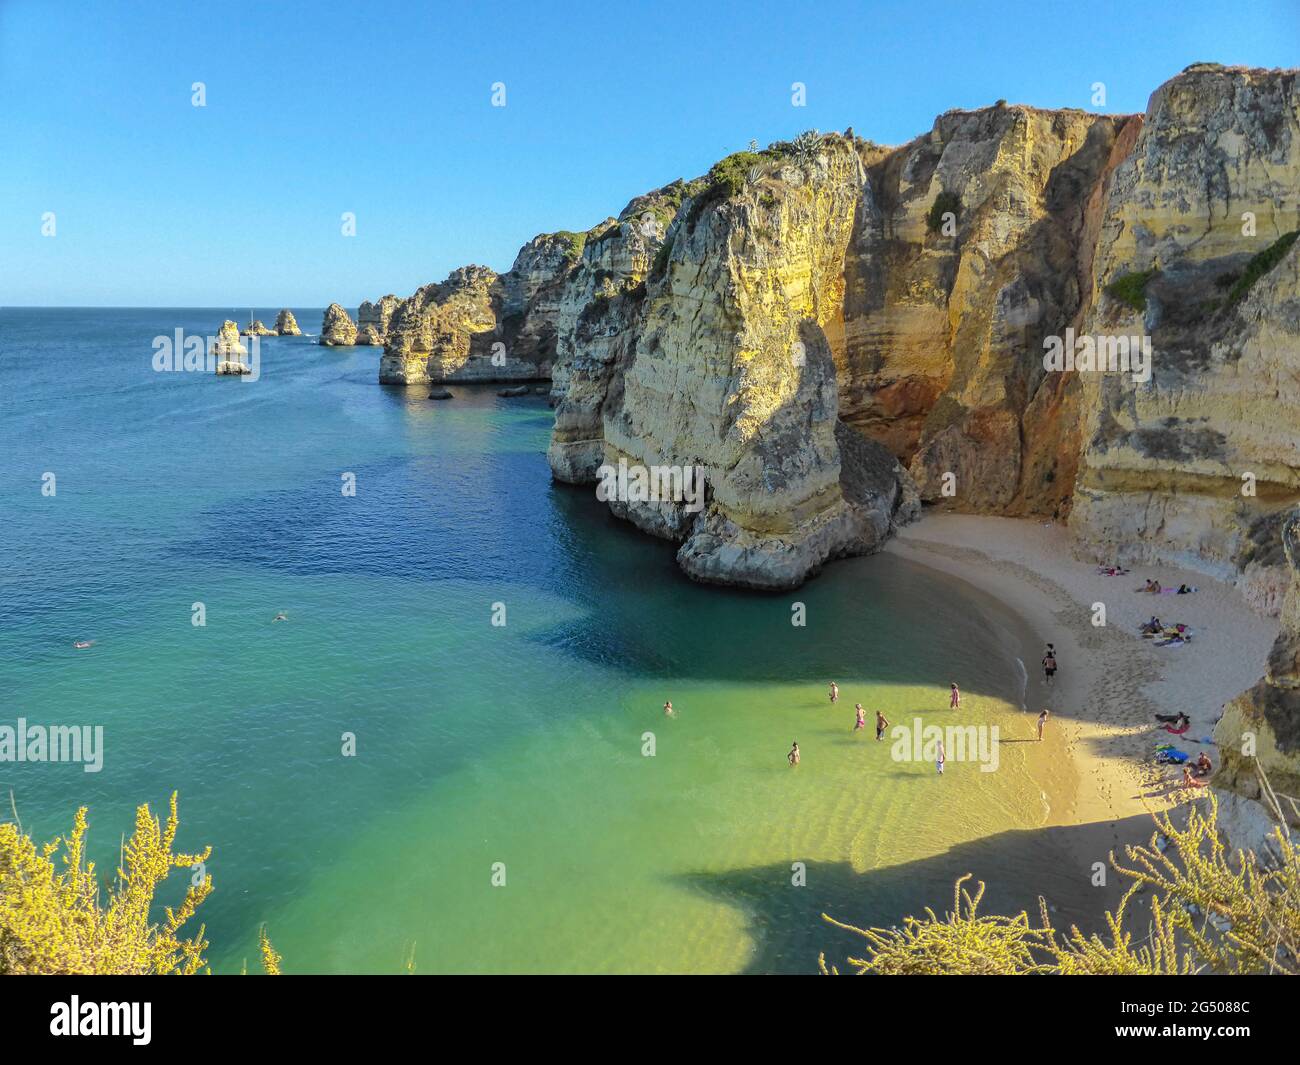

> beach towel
[1163,723,1191,735]
[1156,749,1190,764]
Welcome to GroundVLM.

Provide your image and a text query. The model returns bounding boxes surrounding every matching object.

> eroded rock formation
[213,320,249,375]
[320,303,358,346]
[1069,65,1300,611]
[356,295,399,345]
[1216,507,1300,826]
[274,309,301,336]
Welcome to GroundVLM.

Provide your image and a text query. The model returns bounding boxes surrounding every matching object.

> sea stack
[274,309,301,336]
[240,319,275,337]
[213,320,250,375]
[356,295,399,345]
[321,303,358,346]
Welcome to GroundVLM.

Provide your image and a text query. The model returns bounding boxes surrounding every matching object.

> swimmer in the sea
[663,700,675,717]
[273,612,288,622]
[828,682,839,705]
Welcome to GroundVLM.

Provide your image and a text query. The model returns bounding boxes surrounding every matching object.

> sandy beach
[887,514,1279,909]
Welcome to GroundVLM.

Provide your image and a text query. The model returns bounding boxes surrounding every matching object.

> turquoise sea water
[2,308,1078,973]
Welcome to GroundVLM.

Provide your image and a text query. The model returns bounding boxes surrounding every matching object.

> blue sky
[4,0,1297,307]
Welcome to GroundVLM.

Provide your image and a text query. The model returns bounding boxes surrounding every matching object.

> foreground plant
[0,792,278,974]
[821,774,1300,975]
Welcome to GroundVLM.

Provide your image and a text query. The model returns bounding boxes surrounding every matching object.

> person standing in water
[1042,645,1057,686]
[949,683,960,710]
[663,700,675,718]
[829,682,839,705]
[936,739,946,775]
[854,704,866,732]
[875,709,889,741]
[1037,708,1049,741]
[788,742,800,767]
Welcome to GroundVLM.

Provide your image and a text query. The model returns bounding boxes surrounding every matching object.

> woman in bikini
[854,704,866,732]
[949,683,960,710]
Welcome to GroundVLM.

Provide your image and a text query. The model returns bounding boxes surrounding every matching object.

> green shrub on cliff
[821,784,1300,975]
[1105,268,1157,312]
[1227,230,1299,306]
[925,191,962,233]
[0,793,280,975]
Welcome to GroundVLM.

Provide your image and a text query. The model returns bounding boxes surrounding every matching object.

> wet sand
[887,514,1278,926]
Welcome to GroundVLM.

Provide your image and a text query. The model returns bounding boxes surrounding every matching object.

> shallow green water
[2,308,1070,973]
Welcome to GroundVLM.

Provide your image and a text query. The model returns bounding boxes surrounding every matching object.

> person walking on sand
[1042,646,1057,686]
[854,703,866,732]
[936,739,946,775]
[949,682,960,710]
[1037,708,1049,741]
[663,700,675,718]
[788,741,800,767]
[829,682,839,705]
[875,709,889,741]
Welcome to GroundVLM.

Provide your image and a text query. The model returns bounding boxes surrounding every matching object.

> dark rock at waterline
[429,388,453,400]
[498,385,530,397]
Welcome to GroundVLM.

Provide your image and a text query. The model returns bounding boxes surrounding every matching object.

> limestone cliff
[379,233,580,385]
[379,266,499,384]
[1069,65,1300,610]
[274,309,301,336]
[841,106,1129,516]
[320,303,358,346]
[547,183,685,482]
[356,295,398,346]
[595,134,919,588]
[240,319,274,337]
[1216,506,1300,827]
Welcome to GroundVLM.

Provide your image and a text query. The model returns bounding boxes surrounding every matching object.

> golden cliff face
[1070,65,1300,609]
[841,105,1127,515]
[599,135,917,588]
[1215,508,1300,825]
[547,185,682,483]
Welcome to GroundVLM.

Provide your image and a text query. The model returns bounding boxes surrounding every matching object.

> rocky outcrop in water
[321,303,358,346]
[356,295,399,345]
[274,309,301,336]
[213,320,250,375]
[240,319,275,337]
[378,233,582,385]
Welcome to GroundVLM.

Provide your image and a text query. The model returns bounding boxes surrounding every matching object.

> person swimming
[875,709,889,741]
[854,704,866,731]
[73,640,93,650]
[273,612,288,622]
[828,682,839,704]
[949,683,960,709]
[788,742,800,767]
[663,700,675,717]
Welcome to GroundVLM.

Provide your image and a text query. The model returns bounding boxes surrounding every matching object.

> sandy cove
[886,514,1279,891]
